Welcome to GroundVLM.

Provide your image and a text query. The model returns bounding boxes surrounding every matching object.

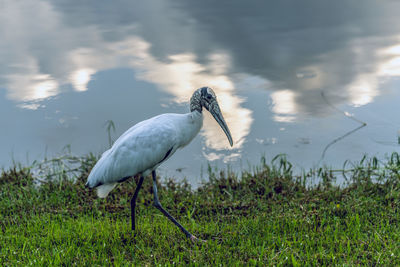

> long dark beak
[209,102,233,147]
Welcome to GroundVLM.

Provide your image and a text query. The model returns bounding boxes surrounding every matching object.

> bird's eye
[207,94,212,100]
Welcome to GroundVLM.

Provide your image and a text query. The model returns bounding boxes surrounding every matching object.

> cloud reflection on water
[120,37,253,154]
[0,0,253,157]
[2,0,400,168]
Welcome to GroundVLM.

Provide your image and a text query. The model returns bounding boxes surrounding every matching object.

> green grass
[1,153,400,265]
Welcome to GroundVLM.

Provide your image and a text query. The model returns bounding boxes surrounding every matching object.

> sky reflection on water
[2,0,400,185]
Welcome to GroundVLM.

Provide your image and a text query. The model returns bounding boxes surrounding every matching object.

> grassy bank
[1,153,400,265]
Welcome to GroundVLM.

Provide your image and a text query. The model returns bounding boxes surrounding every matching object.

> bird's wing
[86,114,180,188]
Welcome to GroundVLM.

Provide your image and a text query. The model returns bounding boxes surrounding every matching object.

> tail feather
[96,183,117,198]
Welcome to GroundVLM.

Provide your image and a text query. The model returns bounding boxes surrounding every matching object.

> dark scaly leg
[131,175,145,231]
[152,170,205,242]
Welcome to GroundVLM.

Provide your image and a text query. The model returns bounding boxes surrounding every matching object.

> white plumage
[86,112,203,197]
[85,86,233,242]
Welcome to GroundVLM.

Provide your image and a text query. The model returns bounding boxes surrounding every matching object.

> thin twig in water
[319,91,367,163]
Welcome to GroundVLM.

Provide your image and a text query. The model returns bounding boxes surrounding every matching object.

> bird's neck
[189,89,202,113]
[176,110,203,148]
[190,109,203,122]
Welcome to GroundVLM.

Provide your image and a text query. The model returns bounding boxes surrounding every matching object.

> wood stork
[86,87,233,242]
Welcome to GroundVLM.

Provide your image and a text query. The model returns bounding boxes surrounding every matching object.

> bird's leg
[131,175,145,231]
[152,171,205,242]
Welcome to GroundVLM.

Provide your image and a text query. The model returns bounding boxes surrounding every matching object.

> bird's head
[190,87,233,147]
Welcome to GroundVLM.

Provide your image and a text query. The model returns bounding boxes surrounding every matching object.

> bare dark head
[190,87,233,147]
[190,87,217,112]
[199,86,217,111]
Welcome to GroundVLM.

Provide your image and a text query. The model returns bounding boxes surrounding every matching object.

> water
[2,0,400,186]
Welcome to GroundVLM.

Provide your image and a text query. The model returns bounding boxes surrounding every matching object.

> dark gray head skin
[190,87,233,147]
[189,86,217,113]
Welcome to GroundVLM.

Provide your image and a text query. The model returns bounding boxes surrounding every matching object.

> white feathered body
[86,111,203,197]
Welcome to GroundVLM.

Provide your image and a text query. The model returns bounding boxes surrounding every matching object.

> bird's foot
[190,235,207,243]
